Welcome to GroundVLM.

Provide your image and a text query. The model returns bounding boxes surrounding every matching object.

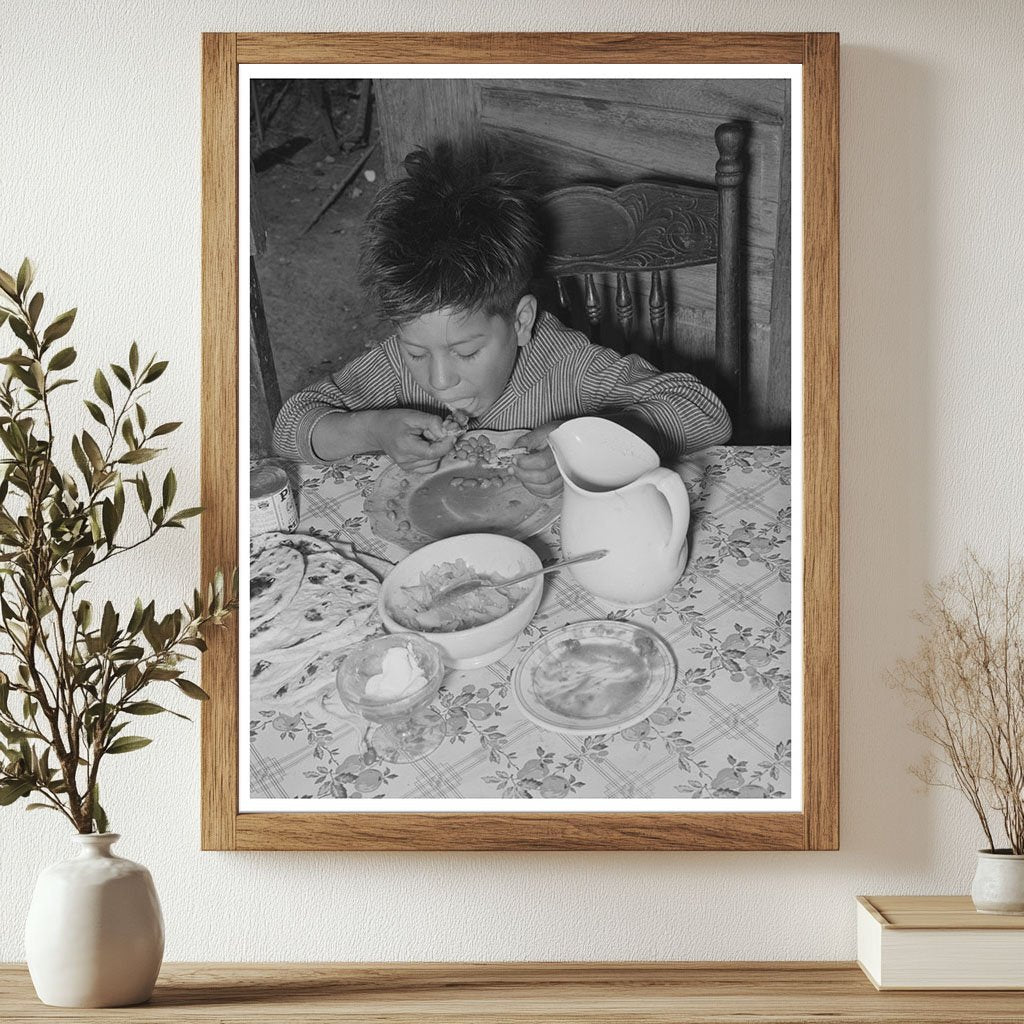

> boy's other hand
[513,424,563,498]
[371,409,455,473]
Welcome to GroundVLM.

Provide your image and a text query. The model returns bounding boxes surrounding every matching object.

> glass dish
[336,633,446,763]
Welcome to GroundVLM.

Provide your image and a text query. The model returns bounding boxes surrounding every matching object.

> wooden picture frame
[201,32,838,851]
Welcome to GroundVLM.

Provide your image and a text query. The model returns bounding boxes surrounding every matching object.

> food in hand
[440,408,470,437]
[450,432,527,471]
[390,558,531,632]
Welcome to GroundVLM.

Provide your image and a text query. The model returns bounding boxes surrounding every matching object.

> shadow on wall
[839,48,938,868]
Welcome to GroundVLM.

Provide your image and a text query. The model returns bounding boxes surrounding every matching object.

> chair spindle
[583,273,602,340]
[649,270,666,354]
[555,276,570,311]
[615,272,634,353]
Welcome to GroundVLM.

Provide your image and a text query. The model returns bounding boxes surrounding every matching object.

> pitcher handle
[647,468,691,558]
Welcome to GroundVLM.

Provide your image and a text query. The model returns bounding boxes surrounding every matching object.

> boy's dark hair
[358,140,542,325]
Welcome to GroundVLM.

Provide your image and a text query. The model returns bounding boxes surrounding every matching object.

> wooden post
[715,122,745,424]
[249,159,282,458]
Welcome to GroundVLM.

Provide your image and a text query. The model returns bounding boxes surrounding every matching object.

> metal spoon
[414,549,608,605]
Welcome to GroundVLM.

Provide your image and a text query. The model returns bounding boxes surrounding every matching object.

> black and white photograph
[243,67,799,811]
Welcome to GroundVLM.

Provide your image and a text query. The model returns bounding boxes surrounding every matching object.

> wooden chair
[538,122,745,424]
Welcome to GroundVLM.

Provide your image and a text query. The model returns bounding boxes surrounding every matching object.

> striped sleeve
[572,344,732,458]
[271,345,402,464]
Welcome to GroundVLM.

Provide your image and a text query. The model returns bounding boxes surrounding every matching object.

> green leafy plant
[0,259,236,833]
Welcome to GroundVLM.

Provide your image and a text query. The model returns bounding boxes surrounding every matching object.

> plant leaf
[8,316,32,345]
[100,601,117,647]
[175,679,210,701]
[101,498,117,547]
[0,269,18,300]
[168,507,203,524]
[142,360,168,383]
[124,701,166,715]
[90,784,109,834]
[149,421,181,438]
[83,400,106,427]
[121,418,137,449]
[76,600,93,630]
[81,431,105,471]
[162,468,176,508]
[16,258,34,298]
[136,472,152,513]
[106,736,152,755]
[71,435,92,482]
[27,292,43,328]
[47,346,77,371]
[42,308,76,343]
[118,448,157,465]
[0,779,33,805]
[125,700,188,722]
[110,363,131,389]
[93,369,113,408]
[129,342,139,375]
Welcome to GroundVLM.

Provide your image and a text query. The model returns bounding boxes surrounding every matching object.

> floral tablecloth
[249,446,792,802]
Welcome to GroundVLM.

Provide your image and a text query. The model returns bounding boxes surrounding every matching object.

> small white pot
[25,833,164,1007]
[970,849,1024,915]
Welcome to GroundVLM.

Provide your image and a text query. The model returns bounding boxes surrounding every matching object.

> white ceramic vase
[970,849,1024,915]
[25,833,164,1007]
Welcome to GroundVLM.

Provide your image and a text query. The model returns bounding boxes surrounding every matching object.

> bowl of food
[379,533,544,668]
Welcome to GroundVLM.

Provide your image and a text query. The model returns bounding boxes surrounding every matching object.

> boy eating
[272,143,732,497]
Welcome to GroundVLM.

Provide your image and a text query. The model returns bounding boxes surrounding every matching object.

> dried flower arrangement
[894,552,1024,854]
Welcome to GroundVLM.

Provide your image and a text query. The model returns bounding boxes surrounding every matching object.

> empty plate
[513,620,676,736]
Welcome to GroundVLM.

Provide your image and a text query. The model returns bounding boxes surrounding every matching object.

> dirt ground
[251,80,386,404]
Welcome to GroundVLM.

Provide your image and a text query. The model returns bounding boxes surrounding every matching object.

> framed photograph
[201,32,838,850]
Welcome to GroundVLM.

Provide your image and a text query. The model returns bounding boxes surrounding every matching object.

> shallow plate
[513,620,676,736]
[365,430,560,551]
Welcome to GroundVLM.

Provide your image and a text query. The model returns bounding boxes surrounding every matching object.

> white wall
[2,0,1022,962]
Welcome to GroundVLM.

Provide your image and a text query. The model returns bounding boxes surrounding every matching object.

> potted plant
[0,260,236,1005]
[895,551,1024,914]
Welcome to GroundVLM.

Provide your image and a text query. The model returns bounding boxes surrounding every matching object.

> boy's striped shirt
[272,312,731,465]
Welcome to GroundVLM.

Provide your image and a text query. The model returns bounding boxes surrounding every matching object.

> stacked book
[857,895,1024,990]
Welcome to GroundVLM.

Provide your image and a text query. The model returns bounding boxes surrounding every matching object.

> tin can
[249,462,298,535]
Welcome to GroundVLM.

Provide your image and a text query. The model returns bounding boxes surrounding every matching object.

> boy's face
[395,296,537,419]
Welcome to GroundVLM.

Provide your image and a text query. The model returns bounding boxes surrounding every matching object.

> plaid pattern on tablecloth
[249,446,792,801]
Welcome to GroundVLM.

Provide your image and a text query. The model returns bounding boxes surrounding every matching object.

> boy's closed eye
[403,347,481,362]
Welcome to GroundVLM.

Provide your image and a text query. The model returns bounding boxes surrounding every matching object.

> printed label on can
[249,465,298,535]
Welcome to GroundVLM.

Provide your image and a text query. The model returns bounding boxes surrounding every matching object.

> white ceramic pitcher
[547,418,690,606]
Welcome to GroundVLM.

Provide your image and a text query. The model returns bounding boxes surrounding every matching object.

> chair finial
[715,123,745,188]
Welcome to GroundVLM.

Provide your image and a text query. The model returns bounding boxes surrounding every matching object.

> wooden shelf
[3,962,1024,1022]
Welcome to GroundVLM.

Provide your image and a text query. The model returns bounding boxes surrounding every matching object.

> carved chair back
[536,122,745,423]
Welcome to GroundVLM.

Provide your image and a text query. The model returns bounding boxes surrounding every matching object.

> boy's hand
[513,423,563,498]
[370,409,455,472]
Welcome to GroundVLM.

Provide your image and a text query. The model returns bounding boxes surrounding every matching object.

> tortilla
[249,533,307,629]
[248,533,383,704]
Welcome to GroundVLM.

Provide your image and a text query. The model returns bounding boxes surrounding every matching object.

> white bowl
[378,533,544,669]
